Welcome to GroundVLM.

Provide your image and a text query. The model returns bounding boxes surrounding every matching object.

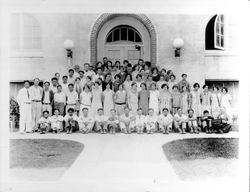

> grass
[162,138,238,161]
[10,139,84,168]
[162,138,239,180]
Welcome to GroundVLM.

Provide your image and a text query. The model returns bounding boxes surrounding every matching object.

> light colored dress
[220,93,232,118]
[191,90,202,117]
[201,91,211,114]
[90,88,102,116]
[159,91,172,113]
[210,92,221,118]
[124,80,133,92]
[181,92,190,114]
[149,90,160,115]
[114,90,127,116]
[103,89,114,116]
[138,90,149,115]
[128,90,139,115]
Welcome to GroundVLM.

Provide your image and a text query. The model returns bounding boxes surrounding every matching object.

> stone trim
[90,14,157,66]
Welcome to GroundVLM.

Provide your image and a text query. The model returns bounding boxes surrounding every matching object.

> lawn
[10,139,84,181]
[162,138,238,181]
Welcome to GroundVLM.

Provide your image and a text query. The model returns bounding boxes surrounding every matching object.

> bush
[10,97,20,129]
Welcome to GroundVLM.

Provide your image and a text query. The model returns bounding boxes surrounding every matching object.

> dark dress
[138,90,149,115]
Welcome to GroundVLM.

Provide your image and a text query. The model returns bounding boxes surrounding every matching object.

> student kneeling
[119,107,136,134]
[146,108,158,134]
[158,108,173,134]
[134,108,146,134]
[187,109,199,134]
[107,109,119,134]
[64,108,78,134]
[174,108,188,134]
[95,108,108,134]
[38,110,50,134]
[78,108,95,134]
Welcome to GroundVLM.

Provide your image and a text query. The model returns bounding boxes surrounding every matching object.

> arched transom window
[205,14,225,50]
[106,25,142,43]
[11,13,42,50]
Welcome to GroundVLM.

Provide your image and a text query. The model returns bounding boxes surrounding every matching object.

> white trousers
[31,102,42,130]
[19,104,32,133]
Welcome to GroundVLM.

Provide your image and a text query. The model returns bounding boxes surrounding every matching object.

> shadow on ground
[162,138,239,181]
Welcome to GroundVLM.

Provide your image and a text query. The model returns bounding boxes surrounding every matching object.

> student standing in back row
[41,81,54,116]
[29,78,43,132]
[16,81,32,134]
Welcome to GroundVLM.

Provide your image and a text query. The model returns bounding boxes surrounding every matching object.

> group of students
[16,57,233,134]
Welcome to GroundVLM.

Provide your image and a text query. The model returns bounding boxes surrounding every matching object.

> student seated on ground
[78,108,95,134]
[158,108,173,134]
[95,108,108,134]
[64,108,78,134]
[134,108,146,134]
[50,109,64,133]
[145,108,158,134]
[187,109,199,134]
[212,107,232,134]
[201,110,214,133]
[174,107,188,134]
[119,107,136,134]
[107,109,119,134]
[38,110,51,134]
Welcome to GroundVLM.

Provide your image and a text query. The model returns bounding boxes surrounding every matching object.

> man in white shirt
[174,107,188,134]
[95,108,108,134]
[79,70,86,90]
[16,81,32,133]
[92,68,104,82]
[61,75,69,94]
[119,107,136,134]
[65,83,79,113]
[41,81,54,116]
[84,63,95,79]
[29,78,43,132]
[51,77,58,94]
[68,69,76,85]
[78,108,95,133]
[146,108,158,134]
[134,108,146,134]
[73,65,80,78]
[158,108,173,134]
[54,85,66,116]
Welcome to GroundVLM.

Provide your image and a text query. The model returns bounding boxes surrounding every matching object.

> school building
[9,13,239,114]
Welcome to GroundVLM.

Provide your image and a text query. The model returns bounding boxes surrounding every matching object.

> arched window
[11,14,42,51]
[106,25,142,43]
[205,14,225,50]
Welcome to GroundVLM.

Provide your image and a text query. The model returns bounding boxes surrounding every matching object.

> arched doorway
[90,14,157,66]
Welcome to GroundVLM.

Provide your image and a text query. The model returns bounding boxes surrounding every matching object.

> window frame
[214,15,225,50]
[105,25,142,43]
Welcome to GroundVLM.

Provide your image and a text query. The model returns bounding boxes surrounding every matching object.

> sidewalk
[8,132,239,192]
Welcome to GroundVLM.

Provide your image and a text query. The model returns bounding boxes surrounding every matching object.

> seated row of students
[38,105,231,135]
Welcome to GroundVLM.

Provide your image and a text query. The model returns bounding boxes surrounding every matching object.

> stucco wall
[9,13,238,85]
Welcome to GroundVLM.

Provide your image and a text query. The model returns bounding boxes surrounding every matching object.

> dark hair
[151,67,159,74]
[103,57,108,60]
[150,82,157,88]
[114,74,121,79]
[43,110,49,114]
[55,72,60,76]
[181,73,187,77]
[221,87,228,93]
[82,108,89,111]
[54,109,59,113]
[24,80,30,84]
[125,74,132,80]
[202,84,208,89]
[161,83,169,89]
[137,108,143,111]
[123,60,129,64]
[97,108,103,112]
[62,75,68,79]
[83,85,90,91]
[94,81,100,86]
[213,86,219,91]
[167,70,172,75]
[193,83,200,88]
[67,108,75,112]
[136,74,142,79]
[68,69,74,73]
[127,63,132,68]
[172,85,179,89]
[203,110,209,114]
[51,77,58,81]
[177,107,182,111]
[131,82,137,87]
[75,77,80,81]
[44,81,50,86]
[57,85,62,88]
[162,108,169,112]
[188,109,194,113]
[160,68,167,73]
[68,83,74,87]
[140,82,147,89]
[79,70,84,73]
[170,74,176,79]
[86,76,92,81]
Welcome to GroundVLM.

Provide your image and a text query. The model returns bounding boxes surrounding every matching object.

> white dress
[210,92,221,118]
[103,89,114,116]
[191,90,202,117]
[220,93,232,118]
[79,91,92,117]
[149,90,160,115]
[90,88,102,116]
[128,90,139,115]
